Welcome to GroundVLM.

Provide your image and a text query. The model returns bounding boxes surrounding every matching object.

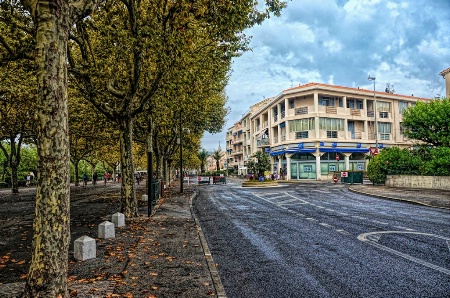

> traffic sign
[370,147,379,156]
[341,171,348,178]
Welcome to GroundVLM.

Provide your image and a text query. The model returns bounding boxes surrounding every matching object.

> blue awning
[285,148,316,154]
[269,150,285,156]
[319,148,369,153]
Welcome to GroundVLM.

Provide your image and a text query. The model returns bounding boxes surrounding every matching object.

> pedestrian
[103,173,107,186]
[106,172,111,181]
[26,174,31,187]
[93,172,97,185]
[82,173,88,187]
[135,172,141,185]
[117,172,121,183]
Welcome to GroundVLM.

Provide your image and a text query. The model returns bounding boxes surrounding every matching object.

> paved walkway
[349,184,450,210]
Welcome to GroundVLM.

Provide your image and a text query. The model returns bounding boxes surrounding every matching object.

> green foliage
[367,146,450,184]
[251,150,271,176]
[402,98,450,146]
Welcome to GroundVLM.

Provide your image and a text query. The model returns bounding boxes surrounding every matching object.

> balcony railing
[256,138,270,147]
[281,110,285,119]
[295,107,308,115]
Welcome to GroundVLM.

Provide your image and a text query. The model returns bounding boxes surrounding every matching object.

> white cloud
[201,0,450,152]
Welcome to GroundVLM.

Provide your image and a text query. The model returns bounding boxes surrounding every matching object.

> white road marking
[371,220,389,225]
[447,240,450,253]
[319,223,333,228]
[393,225,415,231]
[336,229,351,235]
[325,209,335,212]
[279,198,303,205]
[306,218,318,221]
[358,231,450,276]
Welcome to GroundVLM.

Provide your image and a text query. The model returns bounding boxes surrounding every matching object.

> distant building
[226,82,430,180]
[439,67,450,98]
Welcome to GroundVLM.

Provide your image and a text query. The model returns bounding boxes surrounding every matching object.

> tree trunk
[11,162,19,193]
[119,117,138,218]
[73,159,80,186]
[23,0,71,296]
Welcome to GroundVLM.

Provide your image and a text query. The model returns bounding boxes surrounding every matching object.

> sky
[201,0,450,152]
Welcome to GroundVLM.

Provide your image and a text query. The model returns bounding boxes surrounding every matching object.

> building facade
[439,67,450,98]
[226,82,430,180]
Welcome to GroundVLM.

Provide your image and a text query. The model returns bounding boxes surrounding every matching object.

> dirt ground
[0,181,215,297]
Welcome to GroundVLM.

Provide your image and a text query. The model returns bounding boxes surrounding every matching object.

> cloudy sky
[201,0,450,152]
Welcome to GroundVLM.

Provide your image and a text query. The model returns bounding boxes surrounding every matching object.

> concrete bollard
[112,212,125,227]
[74,236,96,261]
[141,194,148,201]
[98,221,115,239]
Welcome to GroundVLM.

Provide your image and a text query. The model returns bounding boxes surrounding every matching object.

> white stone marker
[112,212,125,227]
[98,221,115,239]
[74,236,96,261]
[141,194,148,201]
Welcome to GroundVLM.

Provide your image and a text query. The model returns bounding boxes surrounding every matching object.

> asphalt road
[193,179,450,298]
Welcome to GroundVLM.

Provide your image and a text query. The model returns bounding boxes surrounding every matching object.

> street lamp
[368,75,378,149]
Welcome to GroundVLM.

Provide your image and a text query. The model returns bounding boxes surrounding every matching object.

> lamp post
[179,110,183,193]
[368,75,378,149]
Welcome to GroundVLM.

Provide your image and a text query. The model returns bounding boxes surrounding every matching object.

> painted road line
[336,229,352,235]
[371,220,389,225]
[306,217,318,221]
[358,231,450,276]
[279,198,303,205]
[319,223,333,228]
[393,225,415,231]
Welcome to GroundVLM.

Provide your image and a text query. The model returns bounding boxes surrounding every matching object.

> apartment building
[439,67,450,98]
[226,82,430,180]
[226,98,272,175]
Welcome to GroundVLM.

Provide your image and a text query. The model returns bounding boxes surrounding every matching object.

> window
[398,102,408,114]
[319,96,343,107]
[289,99,295,109]
[295,131,309,139]
[319,118,344,131]
[379,112,389,118]
[289,118,315,132]
[347,99,363,109]
[377,101,390,112]
[326,131,338,138]
[378,122,391,140]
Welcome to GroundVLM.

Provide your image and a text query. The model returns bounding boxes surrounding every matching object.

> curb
[189,192,227,298]
[348,187,450,211]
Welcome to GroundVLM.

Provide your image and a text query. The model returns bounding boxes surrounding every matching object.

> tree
[211,149,225,171]
[1,0,97,296]
[252,150,271,177]
[402,98,450,147]
[198,149,209,173]
[0,59,37,192]
[69,0,287,217]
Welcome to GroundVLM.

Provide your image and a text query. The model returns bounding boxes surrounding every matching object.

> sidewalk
[348,184,450,210]
[0,182,225,298]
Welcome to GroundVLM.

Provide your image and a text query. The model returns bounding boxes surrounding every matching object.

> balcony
[367,110,374,117]
[295,107,308,115]
[281,110,285,119]
[326,106,337,114]
[256,138,270,147]
[350,109,361,116]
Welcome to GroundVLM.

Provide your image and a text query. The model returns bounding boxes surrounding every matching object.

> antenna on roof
[385,83,395,94]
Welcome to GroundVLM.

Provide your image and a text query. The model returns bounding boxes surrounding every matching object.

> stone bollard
[112,212,125,227]
[141,194,148,201]
[98,221,115,239]
[74,236,96,261]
